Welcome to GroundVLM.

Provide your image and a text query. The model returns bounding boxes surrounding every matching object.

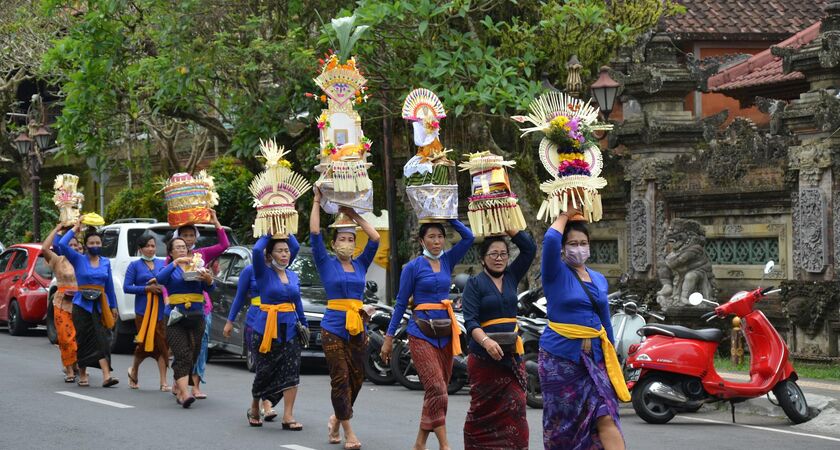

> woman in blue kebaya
[58,217,120,388]
[311,187,379,450]
[123,234,169,391]
[381,219,475,450]
[157,237,215,409]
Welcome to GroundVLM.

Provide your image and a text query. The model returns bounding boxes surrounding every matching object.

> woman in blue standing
[157,237,215,408]
[58,217,119,388]
[539,201,627,450]
[245,233,307,428]
[310,187,379,450]
[123,233,169,391]
[380,219,475,450]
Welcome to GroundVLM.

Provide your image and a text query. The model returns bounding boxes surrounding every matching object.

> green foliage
[105,178,167,223]
[0,192,59,244]
[207,156,255,243]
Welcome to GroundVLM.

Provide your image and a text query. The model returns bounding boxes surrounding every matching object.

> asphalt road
[2,329,839,450]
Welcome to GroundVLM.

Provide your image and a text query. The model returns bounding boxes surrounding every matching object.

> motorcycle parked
[609,291,664,380]
[520,316,547,409]
[363,281,399,385]
[626,261,811,424]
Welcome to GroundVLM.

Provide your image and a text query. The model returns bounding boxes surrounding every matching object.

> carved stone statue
[656,218,716,309]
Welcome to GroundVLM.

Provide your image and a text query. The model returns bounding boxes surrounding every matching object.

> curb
[703,391,840,435]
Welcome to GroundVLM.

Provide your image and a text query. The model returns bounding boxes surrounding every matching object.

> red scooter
[625,261,811,424]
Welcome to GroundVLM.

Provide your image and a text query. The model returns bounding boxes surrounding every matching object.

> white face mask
[271,259,288,271]
[422,244,442,260]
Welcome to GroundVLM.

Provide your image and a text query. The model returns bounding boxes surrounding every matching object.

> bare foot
[328,415,341,444]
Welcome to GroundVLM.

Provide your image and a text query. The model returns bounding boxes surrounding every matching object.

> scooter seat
[639,324,723,342]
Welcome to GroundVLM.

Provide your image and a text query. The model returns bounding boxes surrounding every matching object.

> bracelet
[480,336,490,345]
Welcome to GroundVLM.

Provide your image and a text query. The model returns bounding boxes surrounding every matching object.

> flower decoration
[557,159,591,177]
[361,136,372,151]
[317,112,330,130]
[278,159,292,169]
[546,115,590,150]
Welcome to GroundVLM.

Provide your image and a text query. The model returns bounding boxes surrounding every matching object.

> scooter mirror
[764,260,775,274]
[688,292,704,306]
[619,273,630,284]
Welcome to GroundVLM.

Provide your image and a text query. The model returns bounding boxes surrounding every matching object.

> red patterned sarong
[409,335,453,431]
[463,353,529,449]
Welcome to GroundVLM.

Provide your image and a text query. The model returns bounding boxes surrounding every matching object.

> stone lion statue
[656,218,716,309]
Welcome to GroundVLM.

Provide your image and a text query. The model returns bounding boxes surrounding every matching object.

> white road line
[678,415,840,443]
[280,445,319,450]
[55,391,134,409]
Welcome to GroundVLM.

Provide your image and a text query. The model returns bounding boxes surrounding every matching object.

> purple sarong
[538,349,623,450]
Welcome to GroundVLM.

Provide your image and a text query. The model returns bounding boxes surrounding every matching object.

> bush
[106,178,167,222]
[0,193,60,244]
[207,156,255,243]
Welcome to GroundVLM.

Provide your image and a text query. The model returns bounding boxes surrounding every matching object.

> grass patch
[714,357,840,381]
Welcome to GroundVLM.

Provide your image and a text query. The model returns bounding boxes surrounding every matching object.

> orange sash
[415,300,462,355]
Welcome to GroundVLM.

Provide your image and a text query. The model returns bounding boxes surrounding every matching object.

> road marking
[280,446,319,450]
[55,391,134,409]
[678,415,840,442]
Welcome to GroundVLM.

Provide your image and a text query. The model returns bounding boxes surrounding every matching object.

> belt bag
[62,292,76,302]
[80,290,102,302]
[415,317,452,338]
[485,331,518,352]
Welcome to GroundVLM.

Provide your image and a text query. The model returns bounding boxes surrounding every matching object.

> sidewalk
[711,372,840,435]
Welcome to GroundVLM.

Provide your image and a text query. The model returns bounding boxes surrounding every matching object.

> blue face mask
[87,246,102,256]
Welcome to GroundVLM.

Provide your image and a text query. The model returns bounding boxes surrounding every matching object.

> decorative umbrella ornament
[249,139,312,238]
[512,91,612,222]
[162,170,220,227]
[459,151,526,237]
[53,174,85,227]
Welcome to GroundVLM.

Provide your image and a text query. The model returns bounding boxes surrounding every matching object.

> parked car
[0,244,52,335]
[207,245,327,371]
[45,220,238,352]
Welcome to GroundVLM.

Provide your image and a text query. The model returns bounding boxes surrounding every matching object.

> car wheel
[110,318,136,354]
[8,300,30,336]
[46,298,58,344]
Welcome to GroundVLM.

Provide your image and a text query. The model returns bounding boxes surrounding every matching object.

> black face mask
[483,264,505,279]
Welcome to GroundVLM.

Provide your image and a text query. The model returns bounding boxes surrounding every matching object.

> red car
[0,244,52,335]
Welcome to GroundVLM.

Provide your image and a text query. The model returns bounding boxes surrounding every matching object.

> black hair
[331,229,356,243]
[418,223,446,240]
[177,224,198,235]
[83,230,103,247]
[266,238,290,260]
[166,237,187,257]
[478,236,509,259]
[562,221,591,245]
[136,233,156,251]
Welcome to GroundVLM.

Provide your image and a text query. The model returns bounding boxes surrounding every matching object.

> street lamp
[14,122,50,242]
[590,66,620,119]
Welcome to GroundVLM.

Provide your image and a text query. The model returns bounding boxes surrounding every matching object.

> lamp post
[590,66,621,119]
[14,120,51,242]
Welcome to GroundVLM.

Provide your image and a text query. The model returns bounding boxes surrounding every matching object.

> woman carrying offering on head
[42,223,82,383]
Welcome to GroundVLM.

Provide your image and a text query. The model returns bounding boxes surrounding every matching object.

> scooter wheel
[773,379,811,424]
[632,375,677,424]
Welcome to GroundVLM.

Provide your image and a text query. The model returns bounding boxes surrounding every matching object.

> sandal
[127,368,139,389]
[77,378,89,387]
[160,384,172,392]
[263,409,278,422]
[193,392,207,399]
[102,377,119,388]
[64,375,76,383]
[282,421,303,431]
[247,409,263,427]
[177,396,196,409]
[327,416,341,444]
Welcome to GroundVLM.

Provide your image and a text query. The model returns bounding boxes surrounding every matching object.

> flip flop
[160,384,172,392]
[127,368,139,389]
[263,409,278,422]
[282,421,303,431]
[193,392,207,399]
[327,418,341,444]
[247,409,263,427]
[102,377,119,388]
[177,396,196,409]
[77,379,89,387]
[64,375,76,383]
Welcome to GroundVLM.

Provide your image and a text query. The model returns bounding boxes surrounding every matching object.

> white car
[46,219,237,353]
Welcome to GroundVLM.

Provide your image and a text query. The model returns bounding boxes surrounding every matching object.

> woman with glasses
[123,234,169,391]
[461,229,536,450]
[157,237,215,408]
[539,201,627,450]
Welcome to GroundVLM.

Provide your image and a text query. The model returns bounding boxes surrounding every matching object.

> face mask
[563,245,590,267]
[141,254,156,262]
[421,244,442,260]
[484,265,505,279]
[271,259,288,271]
[87,246,102,256]
[334,242,355,259]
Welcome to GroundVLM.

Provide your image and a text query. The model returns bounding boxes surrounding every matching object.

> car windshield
[126,227,238,257]
[290,252,322,288]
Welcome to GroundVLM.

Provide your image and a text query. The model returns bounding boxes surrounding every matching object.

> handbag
[485,331,518,353]
[296,322,310,348]
[414,315,453,338]
[80,289,102,301]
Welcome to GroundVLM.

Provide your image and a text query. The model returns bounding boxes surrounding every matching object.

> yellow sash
[135,292,160,352]
[327,299,364,336]
[259,303,296,353]
[415,300,462,355]
[548,322,631,402]
[78,284,115,329]
[480,318,524,355]
[250,296,261,306]
[168,293,204,310]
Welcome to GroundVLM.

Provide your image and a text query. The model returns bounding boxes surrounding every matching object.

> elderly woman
[123,234,169,391]
[381,219,475,450]
[539,201,628,450]
[57,218,119,388]
[157,237,215,408]
[462,229,536,450]
[311,188,379,450]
